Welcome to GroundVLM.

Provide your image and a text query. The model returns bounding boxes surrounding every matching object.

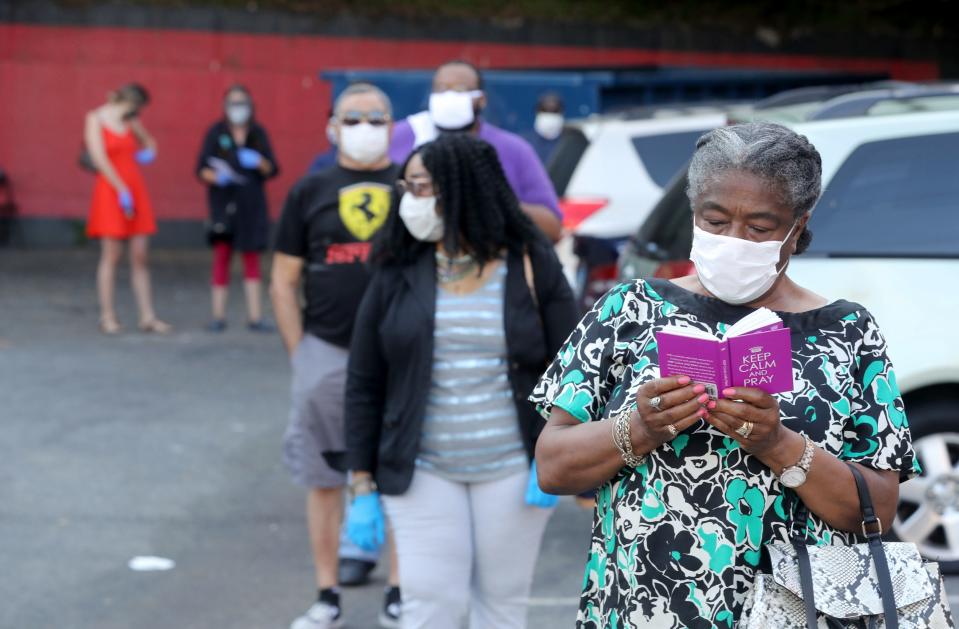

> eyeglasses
[396,179,436,198]
[338,110,391,127]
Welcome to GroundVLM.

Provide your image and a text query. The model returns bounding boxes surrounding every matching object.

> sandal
[139,318,173,335]
[100,317,122,335]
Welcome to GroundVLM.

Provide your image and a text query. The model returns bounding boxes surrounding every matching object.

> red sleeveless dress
[87,125,157,239]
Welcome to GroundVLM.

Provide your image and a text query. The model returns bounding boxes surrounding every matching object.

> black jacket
[195,120,279,252]
[345,241,579,495]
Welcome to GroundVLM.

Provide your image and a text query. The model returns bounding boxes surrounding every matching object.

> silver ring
[665,424,678,438]
[649,395,663,412]
[736,421,754,439]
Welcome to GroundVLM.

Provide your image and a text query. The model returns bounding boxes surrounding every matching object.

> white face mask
[225,104,251,126]
[399,193,444,242]
[429,90,482,131]
[339,122,389,165]
[689,222,799,305]
[534,112,564,140]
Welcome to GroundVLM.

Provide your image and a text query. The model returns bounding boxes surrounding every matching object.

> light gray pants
[383,468,553,629]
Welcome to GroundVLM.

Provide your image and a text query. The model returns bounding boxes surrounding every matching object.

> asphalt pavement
[0,248,590,629]
[4,248,959,629]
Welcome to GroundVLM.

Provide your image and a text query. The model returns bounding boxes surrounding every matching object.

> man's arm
[521,202,563,243]
[270,252,305,355]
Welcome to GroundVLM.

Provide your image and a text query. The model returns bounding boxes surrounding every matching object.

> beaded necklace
[435,249,480,284]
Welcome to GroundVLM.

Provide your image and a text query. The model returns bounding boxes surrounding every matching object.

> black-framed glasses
[396,179,436,198]
[339,110,391,127]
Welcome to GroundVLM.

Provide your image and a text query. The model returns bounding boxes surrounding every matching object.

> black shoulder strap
[848,464,899,629]
[789,501,819,629]
[793,536,820,629]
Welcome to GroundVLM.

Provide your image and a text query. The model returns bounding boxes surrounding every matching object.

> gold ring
[665,424,678,438]
[736,421,754,439]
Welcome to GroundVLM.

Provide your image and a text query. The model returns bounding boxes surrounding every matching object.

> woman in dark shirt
[196,85,279,332]
[343,134,579,628]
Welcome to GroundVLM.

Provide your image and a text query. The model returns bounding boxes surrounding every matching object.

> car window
[546,127,590,196]
[636,167,692,258]
[807,132,959,257]
[630,130,706,188]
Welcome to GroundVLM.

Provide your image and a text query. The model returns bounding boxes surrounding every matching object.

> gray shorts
[282,334,349,489]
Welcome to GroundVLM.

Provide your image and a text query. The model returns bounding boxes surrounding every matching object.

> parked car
[618,109,959,569]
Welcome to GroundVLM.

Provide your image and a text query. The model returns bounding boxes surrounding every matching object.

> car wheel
[890,399,959,573]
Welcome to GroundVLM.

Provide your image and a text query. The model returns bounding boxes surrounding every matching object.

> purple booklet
[655,308,794,398]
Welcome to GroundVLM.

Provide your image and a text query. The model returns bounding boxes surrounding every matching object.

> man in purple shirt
[389,61,563,242]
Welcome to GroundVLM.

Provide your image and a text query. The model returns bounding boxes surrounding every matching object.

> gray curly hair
[686,122,822,252]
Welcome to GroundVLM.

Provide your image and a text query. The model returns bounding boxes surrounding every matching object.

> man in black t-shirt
[271,82,400,629]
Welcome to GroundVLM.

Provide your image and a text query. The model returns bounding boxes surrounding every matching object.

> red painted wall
[0,23,939,223]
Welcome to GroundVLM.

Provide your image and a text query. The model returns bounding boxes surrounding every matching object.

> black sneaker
[338,557,376,587]
[378,586,401,629]
[290,588,343,629]
[206,319,227,333]
[247,320,275,333]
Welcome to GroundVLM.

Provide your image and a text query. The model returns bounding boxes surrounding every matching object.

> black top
[195,120,280,252]
[344,241,581,495]
[273,163,399,348]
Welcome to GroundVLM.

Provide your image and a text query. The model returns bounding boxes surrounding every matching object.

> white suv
[619,110,959,569]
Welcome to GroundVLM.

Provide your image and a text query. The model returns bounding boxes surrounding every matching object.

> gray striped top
[416,263,528,482]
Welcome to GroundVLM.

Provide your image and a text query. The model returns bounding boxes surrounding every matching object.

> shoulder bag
[738,464,954,628]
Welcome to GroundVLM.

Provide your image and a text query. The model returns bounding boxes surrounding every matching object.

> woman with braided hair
[342,133,579,628]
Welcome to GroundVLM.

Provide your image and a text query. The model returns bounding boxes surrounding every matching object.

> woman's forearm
[756,430,899,534]
[536,408,668,495]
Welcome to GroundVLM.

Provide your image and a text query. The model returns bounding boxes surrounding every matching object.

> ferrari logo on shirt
[338,182,391,241]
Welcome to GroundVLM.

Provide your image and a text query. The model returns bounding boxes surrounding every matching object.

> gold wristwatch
[349,475,378,498]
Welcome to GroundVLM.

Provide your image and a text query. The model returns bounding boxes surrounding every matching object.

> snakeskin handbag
[739,464,954,629]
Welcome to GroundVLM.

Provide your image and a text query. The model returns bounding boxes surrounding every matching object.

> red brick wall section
[0,23,940,222]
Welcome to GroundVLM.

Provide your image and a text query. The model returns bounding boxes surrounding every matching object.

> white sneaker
[290,601,344,629]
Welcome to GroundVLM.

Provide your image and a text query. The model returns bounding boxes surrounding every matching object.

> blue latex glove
[526,460,559,508]
[117,189,135,219]
[237,147,263,169]
[214,170,233,187]
[346,492,385,553]
[135,147,156,165]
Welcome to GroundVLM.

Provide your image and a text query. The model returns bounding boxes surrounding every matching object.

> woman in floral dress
[532,122,917,628]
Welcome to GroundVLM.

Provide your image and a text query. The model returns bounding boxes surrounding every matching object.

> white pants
[383,469,554,629]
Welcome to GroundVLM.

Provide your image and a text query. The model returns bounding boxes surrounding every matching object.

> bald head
[432,61,483,93]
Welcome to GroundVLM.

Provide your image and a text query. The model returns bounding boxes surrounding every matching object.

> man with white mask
[389,60,564,242]
[271,82,401,629]
[523,92,565,165]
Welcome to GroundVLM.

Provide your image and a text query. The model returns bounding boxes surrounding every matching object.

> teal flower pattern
[530,279,916,628]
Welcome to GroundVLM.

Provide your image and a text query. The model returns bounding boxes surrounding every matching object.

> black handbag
[739,464,954,628]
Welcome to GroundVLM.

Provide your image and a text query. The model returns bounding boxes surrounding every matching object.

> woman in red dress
[84,83,171,334]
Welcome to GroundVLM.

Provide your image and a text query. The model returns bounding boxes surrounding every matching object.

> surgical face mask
[689,222,798,305]
[226,103,252,126]
[399,192,443,242]
[429,90,482,131]
[339,122,389,165]
[534,112,564,140]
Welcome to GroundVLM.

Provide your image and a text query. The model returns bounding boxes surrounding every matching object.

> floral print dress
[530,279,917,629]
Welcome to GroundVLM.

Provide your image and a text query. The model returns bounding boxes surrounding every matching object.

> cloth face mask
[339,122,389,165]
[225,104,251,126]
[399,192,444,242]
[689,222,798,305]
[429,90,482,131]
[534,112,564,140]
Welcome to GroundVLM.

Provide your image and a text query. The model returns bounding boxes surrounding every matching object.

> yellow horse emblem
[338,182,391,241]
